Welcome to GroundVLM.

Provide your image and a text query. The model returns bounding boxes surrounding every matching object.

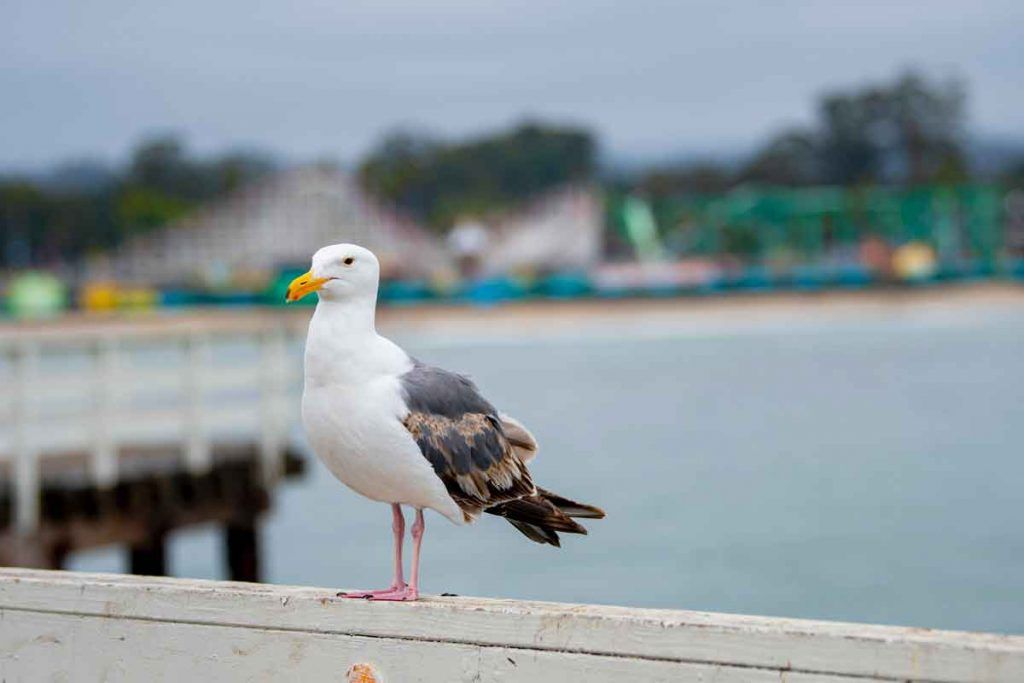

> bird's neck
[304,296,405,386]
[313,295,377,333]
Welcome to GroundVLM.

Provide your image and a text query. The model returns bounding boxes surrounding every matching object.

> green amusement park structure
[609,185,1006,277]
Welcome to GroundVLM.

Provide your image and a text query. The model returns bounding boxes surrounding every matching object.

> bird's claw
[340,587,419,601]
[337,584,416,600]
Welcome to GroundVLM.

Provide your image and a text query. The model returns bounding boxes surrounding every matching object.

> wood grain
[1,568,1022,682]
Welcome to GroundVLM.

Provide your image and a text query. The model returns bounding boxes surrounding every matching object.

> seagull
[286,244,604,601]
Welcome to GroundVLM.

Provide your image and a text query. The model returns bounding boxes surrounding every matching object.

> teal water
[71,303,1024,634]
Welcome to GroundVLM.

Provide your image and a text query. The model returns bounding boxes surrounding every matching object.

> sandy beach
[3,281,1022,343]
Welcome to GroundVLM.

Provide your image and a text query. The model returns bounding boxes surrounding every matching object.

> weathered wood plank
[0,569,1021,682]
[0,610,861,683]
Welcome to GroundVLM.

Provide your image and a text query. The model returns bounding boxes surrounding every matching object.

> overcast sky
[3,0,1023,170]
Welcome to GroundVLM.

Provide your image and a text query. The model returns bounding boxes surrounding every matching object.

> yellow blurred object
[80,282,159,311]
[80,282,119,311]
[120,286,159,310]
[892,241,938,282]
[429,267,461,296]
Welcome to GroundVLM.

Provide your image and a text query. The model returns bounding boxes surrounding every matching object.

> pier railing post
[258,325,287,486]
[183,333,212,474]
[91,336,119,487]
[0,317,304,574]
[11,341,40,535]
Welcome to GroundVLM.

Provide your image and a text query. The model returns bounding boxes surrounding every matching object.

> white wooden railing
[0,568,1022,682]
[0,313,307,533]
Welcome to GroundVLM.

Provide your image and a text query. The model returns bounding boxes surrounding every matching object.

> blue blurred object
[695,274,726,295]
[379,280,434,305]
[643,282,683,298]
[159,289,200,307]
[723,265,772,291]
[791,264,827,291]
[935,260,994,282]
[835,264,872,288]
[1010,259,1024,281]
[461,276,529,305]
[592,282,633,299]
[200,291,265,306]
[533,272,591,299]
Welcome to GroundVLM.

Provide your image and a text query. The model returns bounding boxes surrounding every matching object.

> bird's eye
[343,257,355,266]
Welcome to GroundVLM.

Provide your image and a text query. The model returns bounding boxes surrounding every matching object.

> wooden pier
[1,568,1022,682]
[0,312,308,579]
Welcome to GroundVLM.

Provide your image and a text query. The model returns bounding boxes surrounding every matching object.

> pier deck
[0,313,307,578]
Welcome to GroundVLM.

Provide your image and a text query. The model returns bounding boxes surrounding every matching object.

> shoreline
[2,281,1022,342]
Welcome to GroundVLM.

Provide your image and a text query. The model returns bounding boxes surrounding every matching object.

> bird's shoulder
[399,361,496,418]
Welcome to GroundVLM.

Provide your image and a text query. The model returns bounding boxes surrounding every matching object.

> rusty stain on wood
[347,663,380,683]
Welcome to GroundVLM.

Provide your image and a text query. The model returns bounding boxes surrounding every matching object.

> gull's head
[286,243,380,303]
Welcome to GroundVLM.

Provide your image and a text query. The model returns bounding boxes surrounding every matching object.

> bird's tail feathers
[536,487,606,519]
[506,519,562,546]
[486,488,604,547]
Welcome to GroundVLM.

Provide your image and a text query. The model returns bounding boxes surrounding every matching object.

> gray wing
[399,361,535,520]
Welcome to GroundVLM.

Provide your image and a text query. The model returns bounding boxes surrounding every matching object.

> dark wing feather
[400,361,603,545]
[401,362,535,521]
[403,411,535,520]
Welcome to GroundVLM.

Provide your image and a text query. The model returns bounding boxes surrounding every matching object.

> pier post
[128,529,168,576]
[225,515,261,582]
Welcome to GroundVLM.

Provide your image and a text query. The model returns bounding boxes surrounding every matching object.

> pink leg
[339,504,408,599]
[345,509,424,602]
[407,509,425,599]
[390,504,406,589]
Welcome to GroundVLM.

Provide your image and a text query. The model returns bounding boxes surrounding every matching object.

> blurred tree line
[359,122,595,229]
[0,136,275,268]
[5,71,1023,270]
[637,72,972,196]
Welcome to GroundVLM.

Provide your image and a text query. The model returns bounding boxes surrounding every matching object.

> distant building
[479,186,603,275]
[83,166,450,286]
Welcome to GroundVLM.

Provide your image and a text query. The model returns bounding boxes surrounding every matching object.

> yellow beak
[286,270,329,302]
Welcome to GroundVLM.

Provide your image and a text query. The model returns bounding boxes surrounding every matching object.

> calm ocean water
[71,301,1024,634]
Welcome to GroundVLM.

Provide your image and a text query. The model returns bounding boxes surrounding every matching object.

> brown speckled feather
[403,411,535,521]
[399,361,604,545]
